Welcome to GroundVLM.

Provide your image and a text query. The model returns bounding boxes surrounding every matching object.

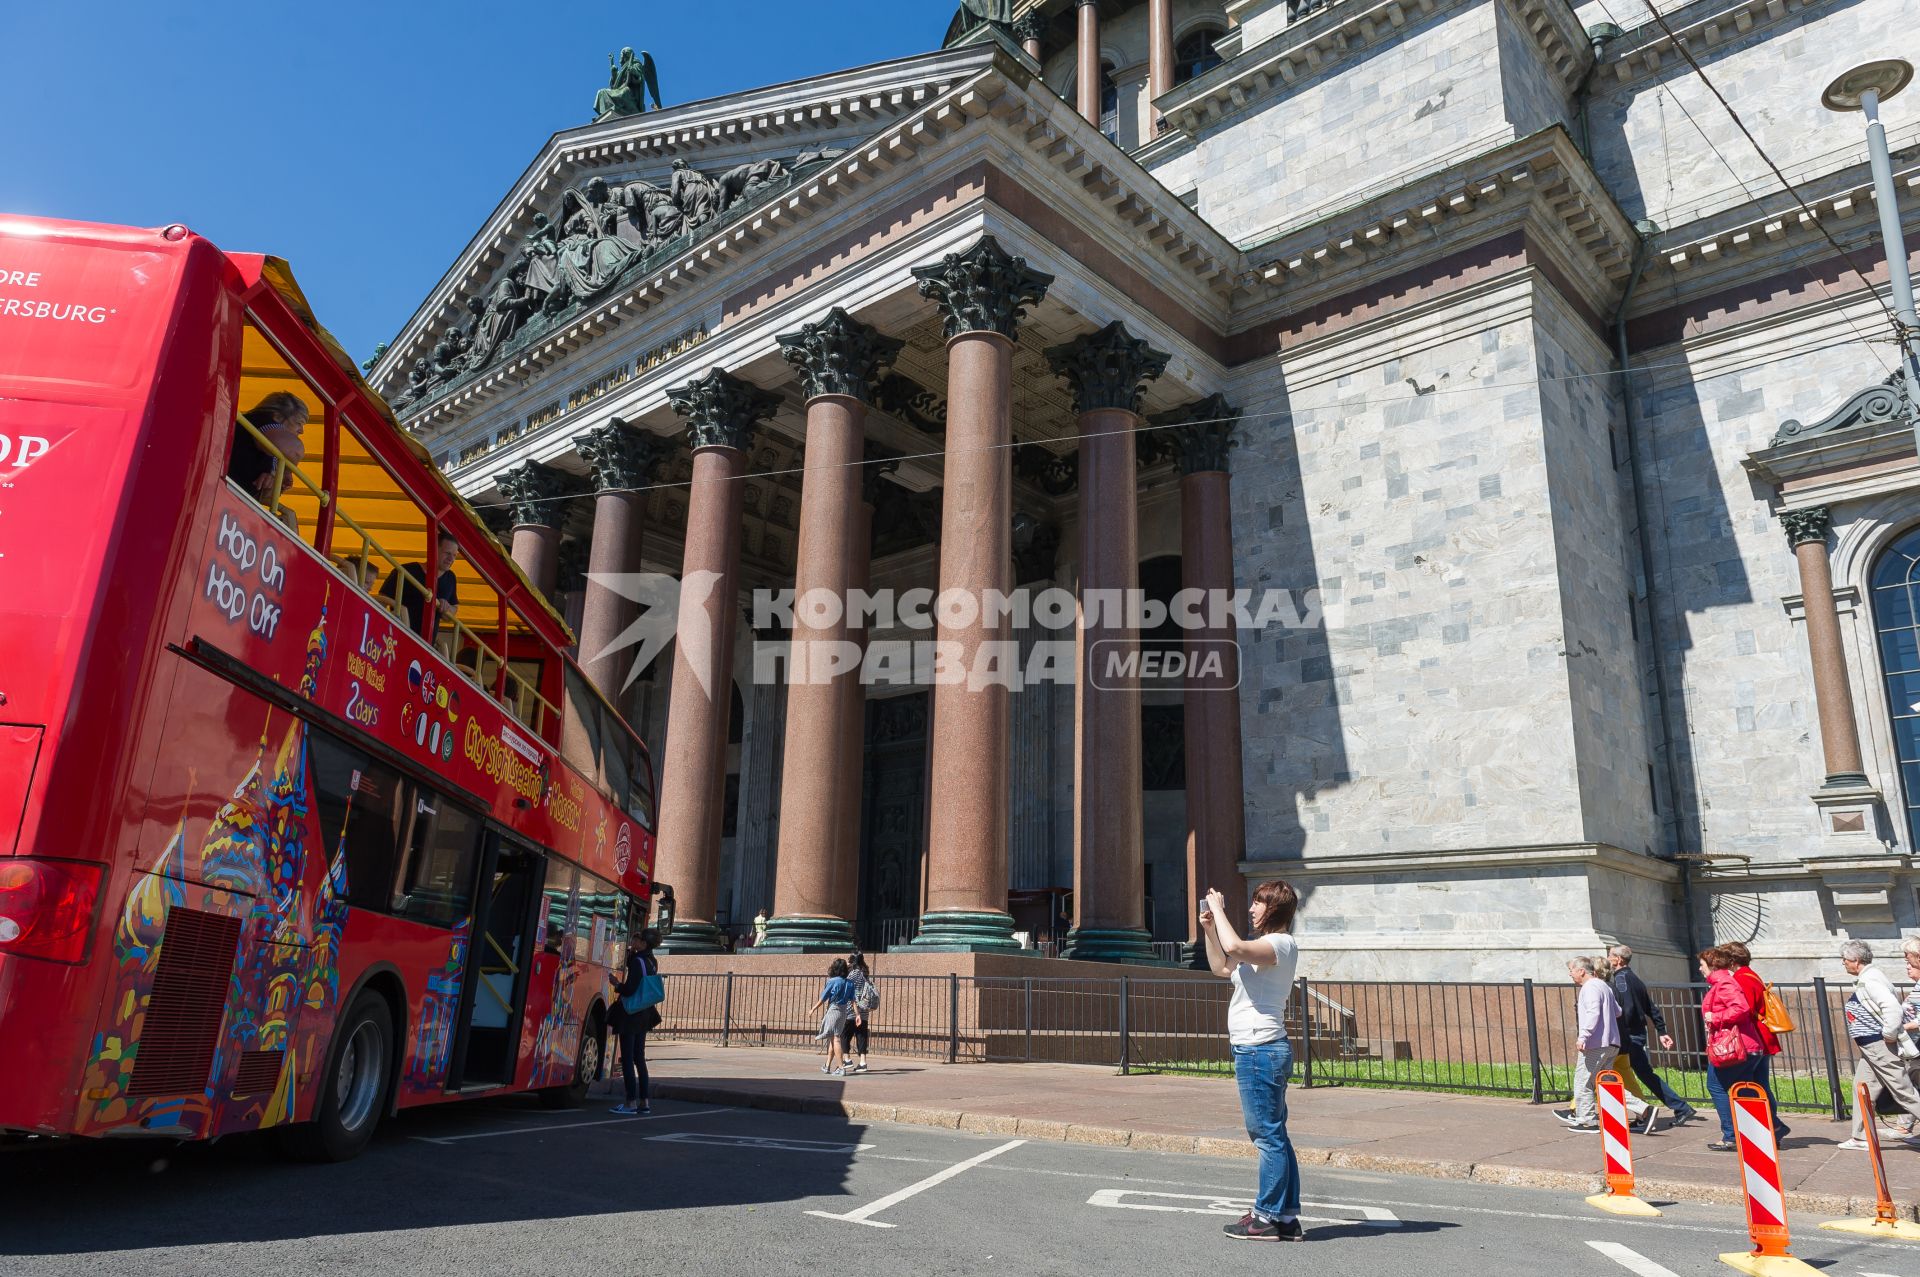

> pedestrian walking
[1837,940,1920,1151]
[1596,952,1656,1116]
[1606,944,1699,1133]
[809,958,855,1076]
[841,951,878,1073]
[1699,945,1765,1152]
[1560,956,1649,1132]
[1199,880,1305,1243]
[1721,941,1788,1139]
[1900,939,1920,1136]
[608,928,663,1116]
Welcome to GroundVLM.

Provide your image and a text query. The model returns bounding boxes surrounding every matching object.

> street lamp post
[1824,59,1920,445]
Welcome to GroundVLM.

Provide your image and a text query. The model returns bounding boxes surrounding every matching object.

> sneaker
[1551,1109,1580,1124]
[831,1066,847,1076]
[853,1063,869,1073]
[820,1065,833,1074]
[1564,1121,1601,1132]
[1837,1138,1871,1151]
[1273,1218,1305,1243]
[1774,1121,1791,1140]
[1706,1140,1736,1152]
[637,1105,652,1116]
[1641,1109,1661,1136]
[1224,1214,1280,1241]
[610,1103,638,1115]
[1670,1108,1698,1127]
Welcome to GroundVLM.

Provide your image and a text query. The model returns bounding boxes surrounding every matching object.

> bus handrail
[232,415,561,739]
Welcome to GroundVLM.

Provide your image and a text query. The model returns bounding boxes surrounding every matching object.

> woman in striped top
[1838,940,1920,1151]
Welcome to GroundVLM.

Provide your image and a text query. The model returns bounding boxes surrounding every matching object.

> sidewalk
[645,1041,1920,1221]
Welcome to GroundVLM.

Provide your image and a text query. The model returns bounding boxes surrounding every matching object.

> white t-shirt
[1228,932,1300,1046]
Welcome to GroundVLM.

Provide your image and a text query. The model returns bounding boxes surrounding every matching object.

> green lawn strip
[1130,1058,1837,1113]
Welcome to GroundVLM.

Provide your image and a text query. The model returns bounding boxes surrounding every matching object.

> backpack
[1758,982,1795,1035]
[853,973,880,1011]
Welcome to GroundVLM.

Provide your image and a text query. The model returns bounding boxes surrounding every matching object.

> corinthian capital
[497,459,581,531]
[574,417,664,492]
[777,307,905,404]
[1780,506,1833,549]
[1045,320,1171,415]
[911,235,1054,341]
[1147,394,1241,474]
[1012,13,1047,45]
[667,368,780,453]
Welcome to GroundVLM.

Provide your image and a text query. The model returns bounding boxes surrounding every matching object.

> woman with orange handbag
[1699,946,1765,1153]
[1723,942,1789,1140]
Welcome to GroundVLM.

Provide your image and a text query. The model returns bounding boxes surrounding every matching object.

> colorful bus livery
[0,216,657,1160]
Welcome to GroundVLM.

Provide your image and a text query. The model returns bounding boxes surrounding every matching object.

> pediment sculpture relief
[393,147,843,410]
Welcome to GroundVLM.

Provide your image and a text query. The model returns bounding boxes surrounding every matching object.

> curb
[648,1080,1919,1222]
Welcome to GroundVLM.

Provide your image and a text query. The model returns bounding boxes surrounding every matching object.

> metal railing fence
[651,972,1907,1117]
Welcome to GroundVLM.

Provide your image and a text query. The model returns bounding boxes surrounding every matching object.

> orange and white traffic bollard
[1720,1081,1819,1276]
[1585,1069,1662,1217]
[1817,1081,1920,1242]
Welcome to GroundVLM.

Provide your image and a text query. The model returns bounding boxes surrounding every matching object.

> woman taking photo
[1698,945,1764,1152]
[1200,881,1304,1243]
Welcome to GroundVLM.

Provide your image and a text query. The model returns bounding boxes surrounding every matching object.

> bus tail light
[0,857,103,964]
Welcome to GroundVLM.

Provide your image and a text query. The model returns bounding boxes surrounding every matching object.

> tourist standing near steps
[1606,944,1698,1132]
[1560,956,1648,1132]
[1837,940,1920,1152]
[608,928,662,1116]
[841,951,877,1074]
[1200,881,1305,1243]
[809,958,855,1077]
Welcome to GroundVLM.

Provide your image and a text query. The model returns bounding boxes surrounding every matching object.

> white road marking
[1585,1241,1681,1277]
[410,1107,730,1144]
[1087,1188,1399,1226]
[650,1132,875,1153]
[806,1139,1026,1229]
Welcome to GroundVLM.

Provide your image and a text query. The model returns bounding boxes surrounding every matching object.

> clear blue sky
[0,2,947,362]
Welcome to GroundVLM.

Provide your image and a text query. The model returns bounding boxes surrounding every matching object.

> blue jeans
[1705,1056,1763,1142]
[1233,1039,1302,1222]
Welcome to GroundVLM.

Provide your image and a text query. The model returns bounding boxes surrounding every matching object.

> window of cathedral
[1871,525,1920,847]
[1099,61,1120,141]
[1174,27,1226,85]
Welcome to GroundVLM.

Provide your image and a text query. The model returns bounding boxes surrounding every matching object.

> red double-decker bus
[0,215,659,1159]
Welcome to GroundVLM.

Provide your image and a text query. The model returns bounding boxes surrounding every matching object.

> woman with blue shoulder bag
[610,929,664,1115]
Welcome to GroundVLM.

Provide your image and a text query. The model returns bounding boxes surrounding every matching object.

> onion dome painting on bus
[0,216,658,1160]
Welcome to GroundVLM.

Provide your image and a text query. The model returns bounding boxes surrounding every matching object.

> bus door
[448,834,545,1089]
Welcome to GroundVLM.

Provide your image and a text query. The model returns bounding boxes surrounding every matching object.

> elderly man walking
[1838,940,1920,1151]
[1559,956,1649,1132]
[1607,944,1699,1132]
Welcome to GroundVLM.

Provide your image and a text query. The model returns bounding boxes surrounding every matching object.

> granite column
[907,236,1053,951]
[573,420,661,705]
[761,310,902,952]
[1049,321,1168,963]
[653,369,778,952]
[1782,507,1870,787]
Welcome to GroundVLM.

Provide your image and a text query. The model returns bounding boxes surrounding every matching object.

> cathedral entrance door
[857,692,928,952]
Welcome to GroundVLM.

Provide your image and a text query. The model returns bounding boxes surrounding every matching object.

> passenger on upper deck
[227,392,310,518]
[380,532,461,644]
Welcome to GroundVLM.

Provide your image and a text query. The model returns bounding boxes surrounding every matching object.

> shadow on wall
[1231,381,1349,876]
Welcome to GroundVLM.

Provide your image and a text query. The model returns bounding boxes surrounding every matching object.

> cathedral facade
[373,0,1920,979]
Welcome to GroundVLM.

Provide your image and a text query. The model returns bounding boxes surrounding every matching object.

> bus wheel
[280,994,394,1162]
[539,1018,601,1109]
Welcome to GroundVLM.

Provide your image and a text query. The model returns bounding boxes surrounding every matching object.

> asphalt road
[4,1078,1917,1277]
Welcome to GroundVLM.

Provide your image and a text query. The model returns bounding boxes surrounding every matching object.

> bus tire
[280,993,394,1162]
[539,1015,602,1109]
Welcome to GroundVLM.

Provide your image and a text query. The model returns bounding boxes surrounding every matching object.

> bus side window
[541,862,578,955]
[395,791,481,928]
[310,732,410,914]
